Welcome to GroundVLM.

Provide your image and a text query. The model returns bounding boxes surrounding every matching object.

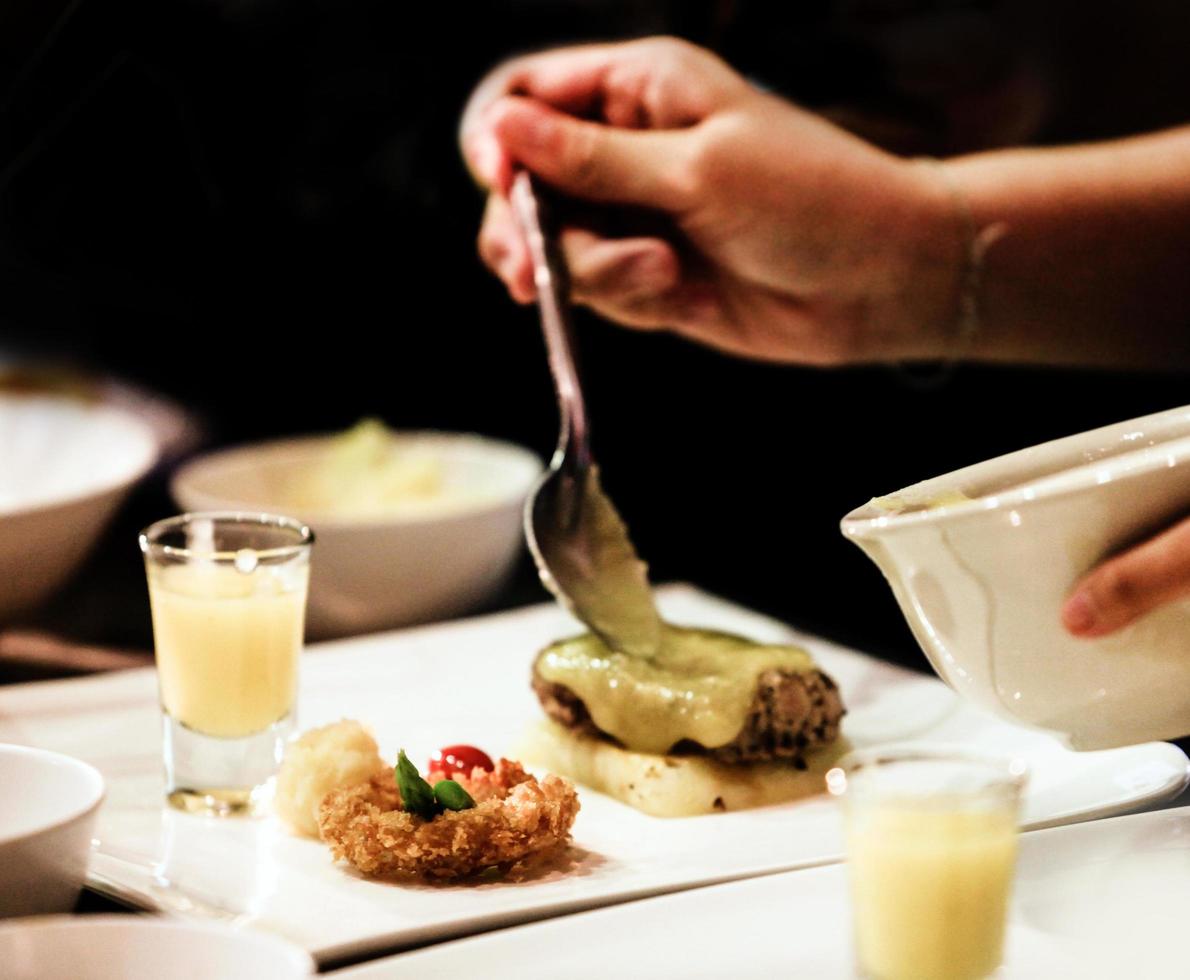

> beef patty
[531,666,845,766]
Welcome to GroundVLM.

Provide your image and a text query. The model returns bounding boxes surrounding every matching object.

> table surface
[4,582,1187,976]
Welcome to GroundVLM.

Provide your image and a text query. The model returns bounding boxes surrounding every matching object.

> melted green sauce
[534,625,815,754]
[535,465,662,659]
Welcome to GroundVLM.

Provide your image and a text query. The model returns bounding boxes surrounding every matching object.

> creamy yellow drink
[141,512,312,816]
[847,803,1018,980]
[148,562,307,738]
[829,750,1025,980]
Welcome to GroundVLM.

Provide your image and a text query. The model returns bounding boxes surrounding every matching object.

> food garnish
[433,778,477,811]
[395,749,440,819]
[429,744,494,777]
[395,749,476,818]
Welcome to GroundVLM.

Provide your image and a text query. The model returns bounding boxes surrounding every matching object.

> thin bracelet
[896,158,1003,388]
[918,157,1006,355]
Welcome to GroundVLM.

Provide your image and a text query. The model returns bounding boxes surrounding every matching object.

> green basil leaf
[433,778,476,811]
[395,749,440,820]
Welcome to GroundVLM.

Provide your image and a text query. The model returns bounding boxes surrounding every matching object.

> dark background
[3,0,1189,673]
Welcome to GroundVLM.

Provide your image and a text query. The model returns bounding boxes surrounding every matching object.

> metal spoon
[510,171,662,658]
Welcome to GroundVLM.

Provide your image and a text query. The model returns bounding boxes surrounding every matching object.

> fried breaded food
[317,759,580,879]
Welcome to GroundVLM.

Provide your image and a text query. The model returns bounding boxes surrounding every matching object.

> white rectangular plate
[0,585,1185,965]
[333,806,1190,979]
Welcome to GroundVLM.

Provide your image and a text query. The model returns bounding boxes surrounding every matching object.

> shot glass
[827,748,1027,980]
[140,512,313,816]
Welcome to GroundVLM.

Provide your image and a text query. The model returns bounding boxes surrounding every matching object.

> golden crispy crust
[317,759,580,880]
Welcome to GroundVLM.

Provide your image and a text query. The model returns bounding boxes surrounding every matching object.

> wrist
[873,156,992,364]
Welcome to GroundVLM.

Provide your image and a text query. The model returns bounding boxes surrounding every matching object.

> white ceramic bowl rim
[841,404,1190,534]
[0,915,315,975]
[170,429,544,530]
[0,397,158,519]
[0,744,105,847]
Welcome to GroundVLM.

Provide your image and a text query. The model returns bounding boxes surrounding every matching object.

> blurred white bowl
[0,744,104,917]
[841,404,1190,751]
[171,431,542,638]
[0,916,314,979]
[0,394,158,621]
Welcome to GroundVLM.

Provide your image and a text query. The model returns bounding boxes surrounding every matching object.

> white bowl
[171,431,543,638]
[0,394,158,621]
[0,744,105,917]
[0,916,314,979]
[841,403,1190,751]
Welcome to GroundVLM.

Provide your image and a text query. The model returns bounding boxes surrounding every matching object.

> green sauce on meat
[534,625,815,754]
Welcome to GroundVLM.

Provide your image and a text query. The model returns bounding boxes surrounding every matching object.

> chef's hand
[1062,516,1190,637]
[459,38,965,366]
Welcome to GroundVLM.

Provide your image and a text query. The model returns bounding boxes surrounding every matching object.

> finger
[461,44,631,189]
[1062,515,1190,636]
[477,194,535,302]
[562,229,681,305]
[463,44,620,146]
[489,97,690,209]
[463,125,514,193]
[460,39,745,188]
[499,39,744,124]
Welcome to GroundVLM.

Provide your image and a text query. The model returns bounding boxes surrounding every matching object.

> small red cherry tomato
[429,744,494,778]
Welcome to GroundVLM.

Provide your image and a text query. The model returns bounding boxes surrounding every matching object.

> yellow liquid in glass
[848,804,1017,980]
[148,563,307,738]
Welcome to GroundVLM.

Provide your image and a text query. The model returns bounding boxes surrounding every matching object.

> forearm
[940,127,1190,369]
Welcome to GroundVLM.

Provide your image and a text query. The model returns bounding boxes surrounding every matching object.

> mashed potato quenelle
[274,720,385,837]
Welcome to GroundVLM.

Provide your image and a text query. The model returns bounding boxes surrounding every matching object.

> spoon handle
[510,171,591,472]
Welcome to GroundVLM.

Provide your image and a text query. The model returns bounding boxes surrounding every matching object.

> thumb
[489,96,690,210]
